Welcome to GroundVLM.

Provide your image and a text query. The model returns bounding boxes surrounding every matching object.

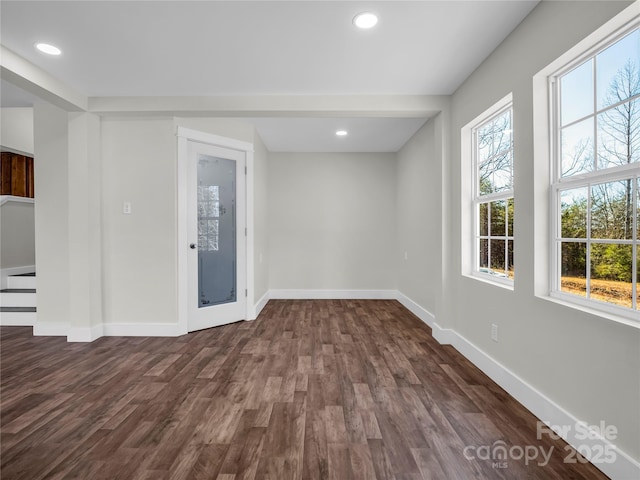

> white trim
[0,311,36,326]
[269,289,397,300]
[461,93,515,286]
[430,323,455,345]
[395,291,436,328]
[176,127,254,154]
[0,265,35,290]
[253,291,270,319]
[438,326,640,480]
[0,195,34,206]
[67,323,104,343]
[544,293,640,329]
[102,322,184,338]
[33,322,68,337]
[176,127,254,333]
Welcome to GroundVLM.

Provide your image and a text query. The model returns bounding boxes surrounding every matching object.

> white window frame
[462,93,515,288]
[548,22,640,322]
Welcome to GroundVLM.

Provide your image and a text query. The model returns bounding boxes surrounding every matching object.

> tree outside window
[474,106,514,282]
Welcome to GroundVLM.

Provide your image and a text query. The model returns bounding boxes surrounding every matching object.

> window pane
[492,149,513,194]
[561,59,594,126]
[596,29,640,110]
[590,243,633,308]
[479,202,488,236]
[561,117,594,177]
[479,150,512,195]
[507,240,514,279]
[491,200,506,236]
[591,180,634,240]
[560,188,588,238]
[479,239,489,269]
[490,239,506,275]
[478,110,512,195]
[597,98,640,170]
[637,177,640,240]
[507,198,514,236]
[561,242,587,297]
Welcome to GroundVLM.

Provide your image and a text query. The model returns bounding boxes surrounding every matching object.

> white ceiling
[0,0,539,152]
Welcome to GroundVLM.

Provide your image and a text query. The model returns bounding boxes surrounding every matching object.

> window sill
[463,272,514,291]
[539,293,640,330]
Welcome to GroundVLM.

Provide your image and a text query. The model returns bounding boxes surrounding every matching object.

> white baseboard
[395,291,435,328]
[67,323,104,342]
[0,265,35,290]
[102,322,183,338]
[431,323,456,345]
[254,291,270,318]
[33,322,68,337]
[269,289,397,300]
[438,325,639,480]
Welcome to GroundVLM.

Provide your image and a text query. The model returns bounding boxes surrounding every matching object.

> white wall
[1,107,34,155]
[447,0,639,462]
[0,199,35,269]
[268,152,396,291]
[100,117,268,327]
[396,118,440,312]
[101,118,177,326]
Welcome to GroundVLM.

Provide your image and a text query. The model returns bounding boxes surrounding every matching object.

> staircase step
[7,274,36,289]
[0,307,36,326]
[0,290,36,308]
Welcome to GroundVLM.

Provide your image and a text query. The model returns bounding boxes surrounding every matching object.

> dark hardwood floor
[1,300,608,479]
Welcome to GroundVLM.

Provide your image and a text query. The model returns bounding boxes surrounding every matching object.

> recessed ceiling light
[353,12,378,29]
[336,130,348,137]
[35,43,62,56]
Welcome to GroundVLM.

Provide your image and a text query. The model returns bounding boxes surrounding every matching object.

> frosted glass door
[197,155,236,307]
[185,136,246,333]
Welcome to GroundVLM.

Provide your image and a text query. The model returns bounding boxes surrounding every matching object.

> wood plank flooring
[1,300,609,479]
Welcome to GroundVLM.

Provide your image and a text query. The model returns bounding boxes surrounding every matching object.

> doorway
[177,128,253,332]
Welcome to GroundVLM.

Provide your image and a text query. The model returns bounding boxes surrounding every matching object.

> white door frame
[176,127,255,335]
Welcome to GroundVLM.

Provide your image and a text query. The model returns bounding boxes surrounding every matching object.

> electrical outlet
[491,323,499,342]
[404,251,408,260]
[123,201,132,214]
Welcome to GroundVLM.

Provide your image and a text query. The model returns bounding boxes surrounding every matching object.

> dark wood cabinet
[0,152,34,198]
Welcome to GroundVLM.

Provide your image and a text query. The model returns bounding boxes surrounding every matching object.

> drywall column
[67,113,103,341]
[434,109,453,337]
[33,103,70,335]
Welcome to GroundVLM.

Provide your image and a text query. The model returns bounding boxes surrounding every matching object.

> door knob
[190,243,197,249]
